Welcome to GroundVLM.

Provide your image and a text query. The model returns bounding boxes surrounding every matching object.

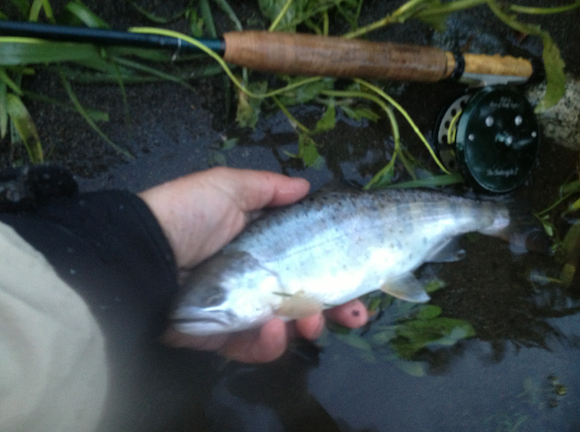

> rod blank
[0,21,224,54]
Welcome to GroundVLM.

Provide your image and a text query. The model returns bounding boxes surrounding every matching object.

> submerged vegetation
[319,279,476,376]
[535,174,580,289]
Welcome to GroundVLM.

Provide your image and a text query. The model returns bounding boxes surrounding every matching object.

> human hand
[139,167,368,363]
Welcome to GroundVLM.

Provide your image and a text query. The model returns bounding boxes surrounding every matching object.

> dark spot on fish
[352,310,360,317]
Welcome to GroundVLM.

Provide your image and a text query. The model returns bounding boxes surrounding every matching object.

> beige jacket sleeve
[0,222,108,432]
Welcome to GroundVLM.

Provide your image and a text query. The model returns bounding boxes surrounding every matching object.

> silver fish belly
[172,189,509,335]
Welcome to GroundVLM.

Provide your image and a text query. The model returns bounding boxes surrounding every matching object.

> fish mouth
[172,317,229,325]
[170,309,238,335]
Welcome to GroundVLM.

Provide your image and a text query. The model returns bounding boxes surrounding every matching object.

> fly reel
[434,85,540,193]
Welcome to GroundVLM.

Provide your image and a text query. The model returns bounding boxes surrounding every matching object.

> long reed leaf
[9,0,30,19]
[109,55,196,91]
[22,90,109,121]
[0,67,23,95]
[0,81,8,139]
[65,1,110,28]
[6,93,43,163]
[0,40,101,65]
[57,66,132,158]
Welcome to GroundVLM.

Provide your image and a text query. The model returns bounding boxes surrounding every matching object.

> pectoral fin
[380,273,430,303]
[275,291,323,319]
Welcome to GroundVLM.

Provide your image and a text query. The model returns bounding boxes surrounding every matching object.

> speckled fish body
[173,189,509,335]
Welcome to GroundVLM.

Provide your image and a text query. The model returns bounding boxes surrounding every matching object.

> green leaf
[188,9,205,38]
[221,137,238,150]
[426,324,474,347]
[561,179,580,195]
[367,296,383,314]
[415,305,442,320]
[208,150,227,167]
[424,278,446,293]
[259,0,300,31]
[0,41,101,66]
[0,67,23,95]
[260,0,359,32]
[0,81,8,139]
[29,0,54,22]
[212,0,243,31]
[125,0,188,24]
[30,0,43,21]
[335,332,374,351]
[393,360,426,377]
[9,0,30,19]
[392,317,475,358]
[22,90,109,122]
[559,222,580,287]
[366,161,395,189]
[414,0,451,32]
[109,56,196,91]
[486,0,566,111]
[6,93,43,163]
[340,105,380,122]
[313,100,336,133]
[57,67,131,158]
[416,13,448,32]
[278,77,335,106]
[236,80,268,128]
[65,1,110,28]
[199,0,218,38]
[386,172,465,189]
[371,328,397,345]
[535,32,566,112]
[298,133,324,168]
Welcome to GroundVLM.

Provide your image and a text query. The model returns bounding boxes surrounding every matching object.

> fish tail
[490,199,553,254]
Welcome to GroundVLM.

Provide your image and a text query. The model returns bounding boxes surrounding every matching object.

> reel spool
[434,85,540,193]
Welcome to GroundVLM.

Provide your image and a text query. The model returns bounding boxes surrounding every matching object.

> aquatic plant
[1,0,576,175]
[318,279,476,376]
[535,175,580,289]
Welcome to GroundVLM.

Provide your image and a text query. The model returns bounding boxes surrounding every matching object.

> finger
[324,299,368,329]
[220,318,288,363]
[208,167,310,212]
[294,313,325,340]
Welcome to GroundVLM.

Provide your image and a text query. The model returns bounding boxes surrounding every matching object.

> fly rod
[0,21,539,86]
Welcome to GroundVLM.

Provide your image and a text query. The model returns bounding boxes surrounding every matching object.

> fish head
[171,250,280,335]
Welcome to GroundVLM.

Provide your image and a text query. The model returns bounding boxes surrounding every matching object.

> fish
[171,188,511,336]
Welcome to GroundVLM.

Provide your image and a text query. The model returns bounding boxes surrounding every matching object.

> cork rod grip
[223,31,452,82]
[223,31,534,83]
[463,53,533,77]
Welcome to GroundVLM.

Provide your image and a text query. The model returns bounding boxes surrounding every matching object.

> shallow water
[163,240,580,432]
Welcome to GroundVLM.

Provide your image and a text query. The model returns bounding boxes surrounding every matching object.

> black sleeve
[0,166,179,363]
